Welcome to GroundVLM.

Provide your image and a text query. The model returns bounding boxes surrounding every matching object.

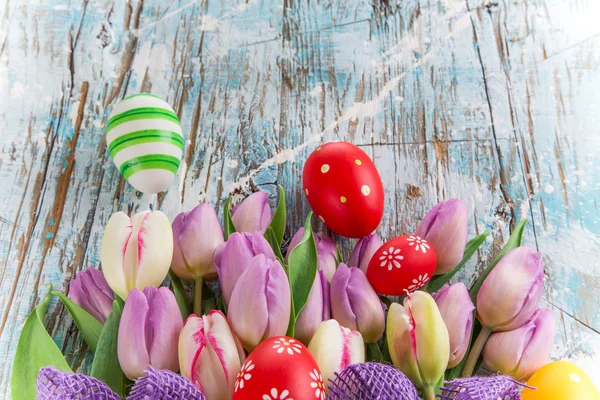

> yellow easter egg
[521,361,600,400]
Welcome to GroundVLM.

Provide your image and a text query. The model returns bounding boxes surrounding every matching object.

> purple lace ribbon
[437,376,528,400]
[327,362,420,400]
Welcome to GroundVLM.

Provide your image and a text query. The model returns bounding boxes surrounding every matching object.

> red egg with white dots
[367,234,437,295]
[302,141,384,238]
[232,336,326,400]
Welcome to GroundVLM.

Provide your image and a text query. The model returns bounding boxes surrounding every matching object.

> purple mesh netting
[437,376,526,400]
[37,366,120,400]
[127,367,205,400]
[327,362,420,400]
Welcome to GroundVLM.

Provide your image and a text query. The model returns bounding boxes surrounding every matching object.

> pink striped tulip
[387,291,449,395]
[118,287,183,380]
[179,311,245,400]
[231,191,272,233]
[308,319,365,393]
[101,211,173,299]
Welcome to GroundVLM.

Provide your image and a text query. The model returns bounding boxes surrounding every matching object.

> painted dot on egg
[340,196,347,203]
[321,164,330,173]
[361,185,371,196]
[570,373,582,383]
[355,159,362,165]
[318,215,325,223]
[316,147,322,151]
[305,188,309,196]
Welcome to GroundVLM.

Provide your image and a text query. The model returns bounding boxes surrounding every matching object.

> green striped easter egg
[105,94,183,194]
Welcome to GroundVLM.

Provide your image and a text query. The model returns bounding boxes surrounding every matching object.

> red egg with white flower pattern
[302,141,384,238]
[367,234,437,295]
[232,336,326,400]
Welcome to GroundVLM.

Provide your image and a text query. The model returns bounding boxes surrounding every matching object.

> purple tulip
[295,270,330,345]
[227,254,291,351]
[117,287,184,379]
[330,263,385,343]
[171,203,224,281]
[69,268,114,324]
[483,308,556,381]
[415,199,468,275]
[433,283,475,368]
[231,191,273,233]
[462,246,544,377]
[477,246,544,332]
[287,228,338,282]
[348,233,383,274]
[214,231,276,305]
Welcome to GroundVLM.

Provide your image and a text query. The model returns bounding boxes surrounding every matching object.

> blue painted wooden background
[0,0,599,395]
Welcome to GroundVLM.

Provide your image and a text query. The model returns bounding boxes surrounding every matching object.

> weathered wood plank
[0,0,598,395]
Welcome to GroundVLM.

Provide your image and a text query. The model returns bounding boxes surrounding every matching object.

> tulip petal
[348,233,383,274]
[68,274,98,321]
[178,315,205,382]
[118,288,150,379]
[347,267,385,343]
[134,211,173,292]
[317,236,338,282]
[204,311,243,391]
[477,247,544,331]
[231,192,272,233]
[308,320,365,392]
[228,255,270,350]
[146,287,183,373]
[295,270,329,345]
[264,259,291,339]
[101,212,133,299]
[330,263,357,330]
[387,303,423,387]
[515,309,556,380]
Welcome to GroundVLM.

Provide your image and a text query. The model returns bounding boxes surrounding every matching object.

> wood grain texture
[0,0,599,394]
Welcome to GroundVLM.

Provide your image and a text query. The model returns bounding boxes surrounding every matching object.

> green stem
[193,277,203,316]
[462,326,492,377]
[423,386,436,400]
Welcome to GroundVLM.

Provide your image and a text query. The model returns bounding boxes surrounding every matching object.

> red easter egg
[367,234,436,295]
[232,336,326,400]
[302,142,384,238]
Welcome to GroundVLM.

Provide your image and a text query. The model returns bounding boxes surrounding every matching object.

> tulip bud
[214,232,276,305]
[101,211,173,300]
[330,263,384,343]
[118,287,183,379]
[69,268,114,324]
[477,246,544,332]
[231,191,272,233]
[432,283,474,368]
[308,320,365,392]
[179,310,245,399]
[387,291,449,398]
[171,203,224,281]
[295,270,330,345]
[286,228,338,282]
[347,233,383,274]
[227,254,291,351]
[483,308,556,381]
[415,199,468,275]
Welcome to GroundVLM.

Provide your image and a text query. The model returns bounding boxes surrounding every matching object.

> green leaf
[366,342,385,363]
[381,335,392,363]
[287,213,318,320]
[336,245,343,264]
[286,296,296,337]
[266,185,286,247]
[379,295,392,310]
[427,231,489,293]
[11,289,72,400]
[169,269,190,319]
[91,300,130,396]
[52,291,103,352]
[469,219,527,304]
[434,374,445,395]
[265,226,285,264]
[223,197,236,241]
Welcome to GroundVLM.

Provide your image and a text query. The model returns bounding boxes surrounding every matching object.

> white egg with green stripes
[105,93,183,194]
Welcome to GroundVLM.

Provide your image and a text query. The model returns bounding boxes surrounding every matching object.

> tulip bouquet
[11,181,580,399]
